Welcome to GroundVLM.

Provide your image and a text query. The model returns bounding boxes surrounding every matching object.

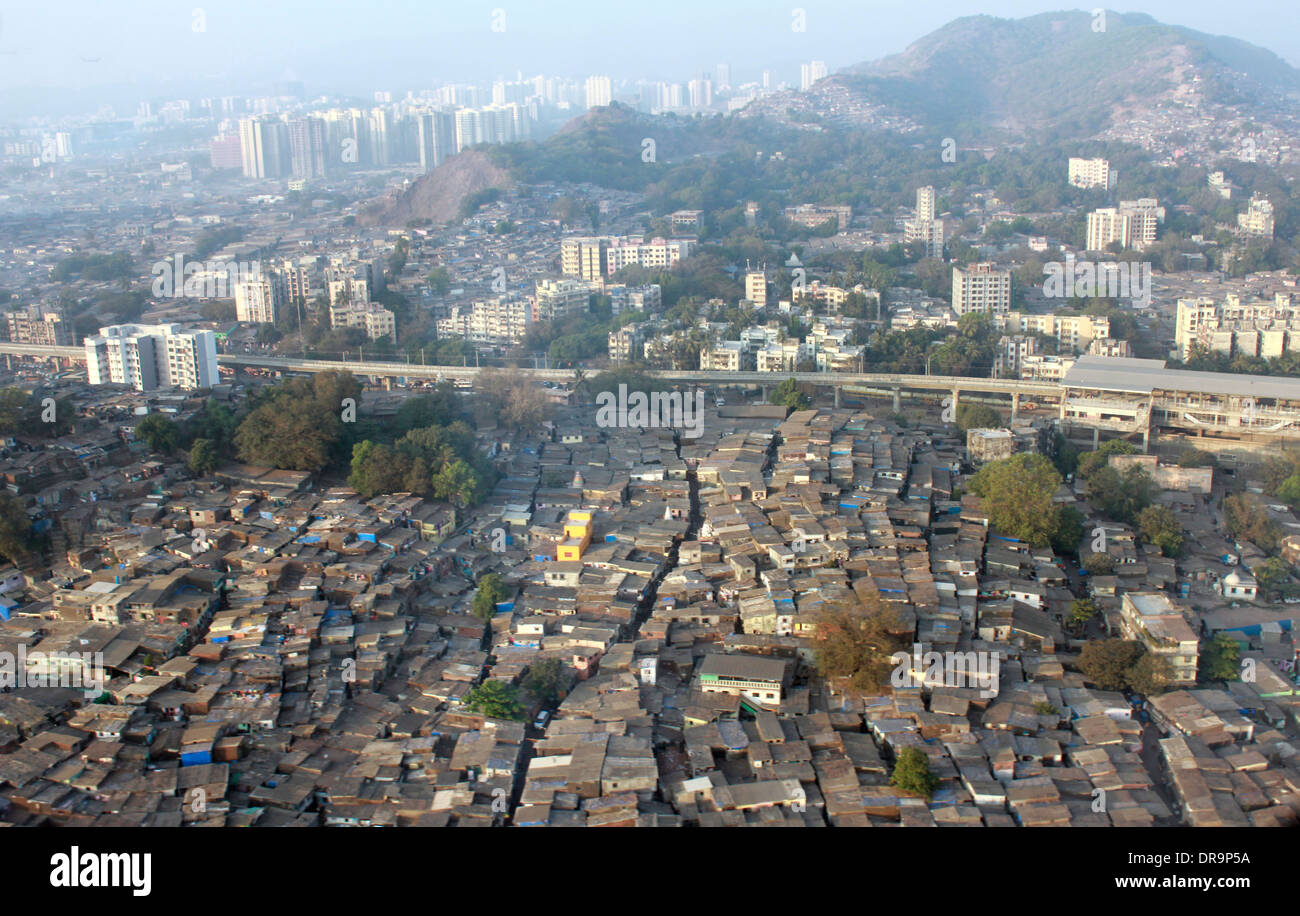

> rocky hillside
[357,150,513,227]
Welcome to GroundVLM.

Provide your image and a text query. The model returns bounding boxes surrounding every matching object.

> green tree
[1067,598,1098,630]
[1083,552,1115,575]
[769,377,811,412]
[0,492,32,565]
[462,679,524,720]
[1050,506,1085,555]
[426,267,452,295]
[968,453,1064,546]
[1128,652,1175,697]
[1076,440,1138,478]
[1199,633,1242,682]
[432,459,482,509]
[1088,464,1153,524]
[521,657,566,704]
[188,438,219,475]
[1177,449,1218,469]
[1224,493,1279,552]
[890,747,940,800]
[811,596,908,692]
[1078,639,1144,691]
[136,414,179,453]
[1137,505,1184,557]
[1254,556,1292,600]
[471,573,510,623]
[955,403,1002,433]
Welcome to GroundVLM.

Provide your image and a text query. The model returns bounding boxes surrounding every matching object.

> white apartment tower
[235,274,282,324]
[85,324,219,391]
[1238,196,1275,238]
[585,75,612,109]
[952,264,1012,316]
[1068,157,1115,189]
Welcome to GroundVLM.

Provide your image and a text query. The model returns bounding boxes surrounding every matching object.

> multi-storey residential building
[952,263,1011,316]
[1175,293,1299,358]
[85,324,219,391]
[416,109,457,170]
[669,210,702,232]
[1067,157,1115,189]
[1238,196,1275,238]
[234,274,281,324]
[783,204,851,231]
[744,270,767,307]
[5,303,71,346]
[994,335,1042,378]
[698,654,786,708]
[560,237,609,281]
[604,237,695,275]
[1087,337,1133,358]
[287,116,327,180]
[608,323,648,364]
[904,216,944,258]
[606,283,661,314]
[993,312,1111,352]
[1119,199,1163,248]
[584,75,612,108]
[1019,353,1076,381]
[276,258,316,304]
[329,302,396,342]
[238,116,289,179]
[699,341,744,371]
[1119,593,1199,687]
[755,339,807,372]
[799,60,827,91]
[436,297,530,345]
[1087,199,1163,251]
[1208,171,1233,199]
[902,185,945,257]
[532,278,592,323]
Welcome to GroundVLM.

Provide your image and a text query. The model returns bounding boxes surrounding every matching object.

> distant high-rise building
[238,116,289,179]
[209,134,243,170]
[417,110,457,170]
[800,60,827,91]
[1087,199,1162,251]
[454,108,481,152]
[585,75,612,109]
[915,186,936,222]
[716,63,731,90]
[904,186,943,258]
[287,116,327,180]
[952,264,1011,316]
[688,78,713,109]
[1068,157,1116,189]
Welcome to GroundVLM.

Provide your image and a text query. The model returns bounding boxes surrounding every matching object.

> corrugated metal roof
[1063,355,1300,400]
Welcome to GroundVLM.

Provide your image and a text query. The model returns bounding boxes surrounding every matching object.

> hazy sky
[1,1,1297,112]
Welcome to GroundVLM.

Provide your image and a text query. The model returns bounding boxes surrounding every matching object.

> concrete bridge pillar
[950,388,960,416]
[1011,392,1020,423]
[762,385,769,403]
[1093,427,1100,449]
[834,387,840,409]
[892,388,901,412]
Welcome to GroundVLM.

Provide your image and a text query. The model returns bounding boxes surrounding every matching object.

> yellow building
[557,511,593,561]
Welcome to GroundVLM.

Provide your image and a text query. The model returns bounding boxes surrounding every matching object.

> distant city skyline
[1,1,1298,120]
